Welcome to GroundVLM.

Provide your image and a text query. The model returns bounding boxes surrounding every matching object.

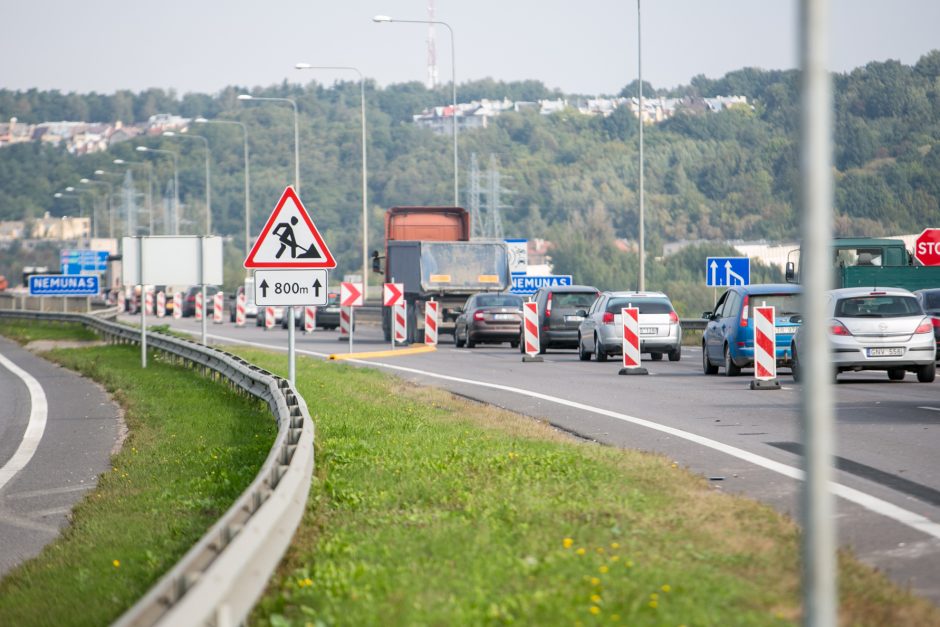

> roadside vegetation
[0,322,276,625]
[0,318,99,344]
[236,348,940,626]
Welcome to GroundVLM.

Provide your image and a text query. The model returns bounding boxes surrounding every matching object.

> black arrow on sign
[312,278,322,298]
[259,279,269,298]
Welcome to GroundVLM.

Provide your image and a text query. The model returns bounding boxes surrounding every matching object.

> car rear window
[923,291,940,309]
[606,298,672,314]
[552,292,597,308]
[835,295,921,318]
[477,295,523,308]
[749,293,800,316]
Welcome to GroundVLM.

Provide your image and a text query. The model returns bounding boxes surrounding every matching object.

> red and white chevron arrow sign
[383,282,403,307]
[340,281,363,307]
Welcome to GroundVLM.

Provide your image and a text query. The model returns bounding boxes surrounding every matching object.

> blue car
[702,283,802,376]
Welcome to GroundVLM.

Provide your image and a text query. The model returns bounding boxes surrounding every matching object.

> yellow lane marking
[329,344,437,360]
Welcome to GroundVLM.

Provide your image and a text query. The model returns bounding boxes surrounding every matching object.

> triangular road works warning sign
[244,186,336,269]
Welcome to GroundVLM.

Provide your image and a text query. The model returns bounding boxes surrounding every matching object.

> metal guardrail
[0,309,314,627]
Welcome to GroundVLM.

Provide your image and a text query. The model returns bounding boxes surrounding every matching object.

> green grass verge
[229,348,940,627]
[0,322,276,625]
[0,319,99,344]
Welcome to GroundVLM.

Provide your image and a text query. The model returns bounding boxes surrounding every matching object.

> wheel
[519,333,526,353]
[466,334,476,348]
[595,335,608,362]
[510,341,519,349]
[702,342,718,375]
[723,344,741,376]
[887,368,906,381]
[669,347,681,362]
[578,335,591,361]
[650,352,663,361]
[455,327,465,348]
[917,361,936,383]
[791,345,802,382]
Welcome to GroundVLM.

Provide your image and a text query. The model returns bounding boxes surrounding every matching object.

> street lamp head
[80,178,90,183]
[237,94,253,101]
[113,159,125,164]
[65,186,75,192]
[194,117,208,123]
[372,15,392,22]
[54,192,63,198]
[162,131,176,137]
[295,63,313,70]
[94,169,105,175]
[136,146,149,152]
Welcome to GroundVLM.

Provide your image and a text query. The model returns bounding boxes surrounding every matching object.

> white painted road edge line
[207,332,940,540]
[0,353,49,493]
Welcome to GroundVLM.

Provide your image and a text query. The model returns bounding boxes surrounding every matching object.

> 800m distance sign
[253,269,329,306]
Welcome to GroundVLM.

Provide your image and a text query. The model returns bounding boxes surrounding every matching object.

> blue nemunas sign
[29,274,100,296]
[511,274,573,295]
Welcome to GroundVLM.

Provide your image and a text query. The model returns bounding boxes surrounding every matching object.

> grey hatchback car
[520,284,599,353]
[577,291,682,362]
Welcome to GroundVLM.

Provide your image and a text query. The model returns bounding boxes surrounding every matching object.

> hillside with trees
[1,51,938,308]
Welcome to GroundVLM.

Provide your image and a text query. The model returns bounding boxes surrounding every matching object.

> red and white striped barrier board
[213,292,224,324]
[424,301,439,346]
[394,301,407,345]
[264,306,275,329]
[156,291,166,318]
[304,306,316,333]
[145,288,154,316]
[195,291,204,321]
[173,292,182,319]
[750,305,780,390]
[617,307,647,375]
[339,306,351,337]
[235,293,246,327]
[523,301,540,357]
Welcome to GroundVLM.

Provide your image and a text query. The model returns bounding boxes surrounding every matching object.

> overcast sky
[4,1,938,97]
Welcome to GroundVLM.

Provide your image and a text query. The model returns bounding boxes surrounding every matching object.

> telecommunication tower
[426,0,438,89]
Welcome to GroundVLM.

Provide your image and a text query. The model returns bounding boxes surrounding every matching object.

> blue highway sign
[60,249,108,275]
[29,274,100,296]
[511,274,573,295]
[706,257,750,287]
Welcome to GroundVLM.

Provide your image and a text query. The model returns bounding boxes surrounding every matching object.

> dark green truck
[785,237,940,291]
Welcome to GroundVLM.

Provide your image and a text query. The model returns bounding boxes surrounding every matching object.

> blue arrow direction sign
[510,274,573,295]
[706,257,750,287]
[29,274,100,296]
[61,249,108,274]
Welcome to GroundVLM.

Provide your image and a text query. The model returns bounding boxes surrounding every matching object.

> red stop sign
[915,228,940,266]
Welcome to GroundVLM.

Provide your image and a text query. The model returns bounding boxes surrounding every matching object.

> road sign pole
[288,305,296,384]
[349,307,354,353]
[138,237,147,369]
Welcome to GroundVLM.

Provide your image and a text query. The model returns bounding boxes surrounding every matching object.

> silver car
[791,286,935,382]
[577,291,682,362]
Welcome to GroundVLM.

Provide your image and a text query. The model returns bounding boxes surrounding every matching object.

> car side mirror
[575,309,587,317]
[702,311,713,320]
[785,261,795,283]
[371,250,383,273]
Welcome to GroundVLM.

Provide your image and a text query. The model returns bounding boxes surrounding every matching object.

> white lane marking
[918,406,940,412]
[0,353,49,493]
[203,331,940,540]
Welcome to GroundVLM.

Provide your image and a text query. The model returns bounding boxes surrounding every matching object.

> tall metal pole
[137,146,179,235]
[80,179,113,238]
[373,16,458,206]
[295,64,370,300]
[113,159,154,235]
[637,0,645,292]
[165,132,211,234]
[800,0,836,625]
[196,119,251,260]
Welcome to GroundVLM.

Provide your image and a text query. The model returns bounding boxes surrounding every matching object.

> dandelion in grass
[589,606,601,615]
[563,537,574,549]
[610,614,621,622]
[610,542,620,549]
[112,560,120,568]
[576,547,586,556]
[610,555,620,562]
[590,577,601,586]
[599,565,609,574]
[596,547,605,554]
[591,594,602,603]
[649,600,658,609]
[661,584,671,593]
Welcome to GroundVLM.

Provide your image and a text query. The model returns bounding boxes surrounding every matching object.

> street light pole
[637,0,645,292]
[137,146,180,235]
[237,95,300,196]
[80,178,113,237]
[374,15,458,206]
[295,63,370,299]
[164,131,212,235]
[195,118,251,260]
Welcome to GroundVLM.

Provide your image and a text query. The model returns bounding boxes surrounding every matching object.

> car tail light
[931,317,940,329]
[739,295,749,327]
[668,311,679,324]
[473,311,485,321]
[829,320,852,336]
[602,311,614,325]
[545,292,553,318]
[915,318,933,334]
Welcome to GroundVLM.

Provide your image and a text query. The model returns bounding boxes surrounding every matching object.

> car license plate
[493,313,516,321]
[564,315,584,323]
[867,347,904,357]
[775,326,796,336]
[640,327,657,335]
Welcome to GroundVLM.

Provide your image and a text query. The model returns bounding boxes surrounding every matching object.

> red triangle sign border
[244,186,337,269]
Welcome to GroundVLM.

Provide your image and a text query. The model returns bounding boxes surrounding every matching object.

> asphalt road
[137,313,940,604]
[0,337,121,578]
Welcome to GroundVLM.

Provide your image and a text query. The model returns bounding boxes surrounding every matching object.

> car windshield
[606,298,672,314]
[750,293,801,317]
[476,295,522,308]
[553,292,597,308]
[923,291,940,310]
[835,295,922,318]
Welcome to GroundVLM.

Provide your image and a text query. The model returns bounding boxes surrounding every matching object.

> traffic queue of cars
[450,281,939,384]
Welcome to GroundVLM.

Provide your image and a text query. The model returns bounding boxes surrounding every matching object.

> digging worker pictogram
[273,217,321,259]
